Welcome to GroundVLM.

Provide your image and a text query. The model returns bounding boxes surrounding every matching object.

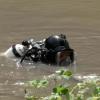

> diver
[2,34,75,66]
[20,34,75,66]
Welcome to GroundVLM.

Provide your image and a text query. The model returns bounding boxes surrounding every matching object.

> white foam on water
[73,74,100,81]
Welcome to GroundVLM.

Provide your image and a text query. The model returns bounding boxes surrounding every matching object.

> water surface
[0,0,100,100]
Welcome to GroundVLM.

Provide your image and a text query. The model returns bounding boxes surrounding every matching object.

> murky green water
[0,0,100,100]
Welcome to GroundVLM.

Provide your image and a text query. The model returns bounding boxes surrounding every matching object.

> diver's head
[45,34,70,50]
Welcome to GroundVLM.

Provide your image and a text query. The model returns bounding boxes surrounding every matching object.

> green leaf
[56,69,72,78]
[28,79,48,88]
[53,85,69,95]
[94,86,100,96]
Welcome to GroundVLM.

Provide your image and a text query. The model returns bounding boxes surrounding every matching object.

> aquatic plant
[26,79,48,88]
[24,69,100,100]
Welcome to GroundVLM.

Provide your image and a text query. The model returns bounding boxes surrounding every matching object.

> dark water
[0,0,100,100]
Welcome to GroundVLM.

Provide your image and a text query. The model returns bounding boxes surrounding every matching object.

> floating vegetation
[26,79,48,88]
[24,69,100,100]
